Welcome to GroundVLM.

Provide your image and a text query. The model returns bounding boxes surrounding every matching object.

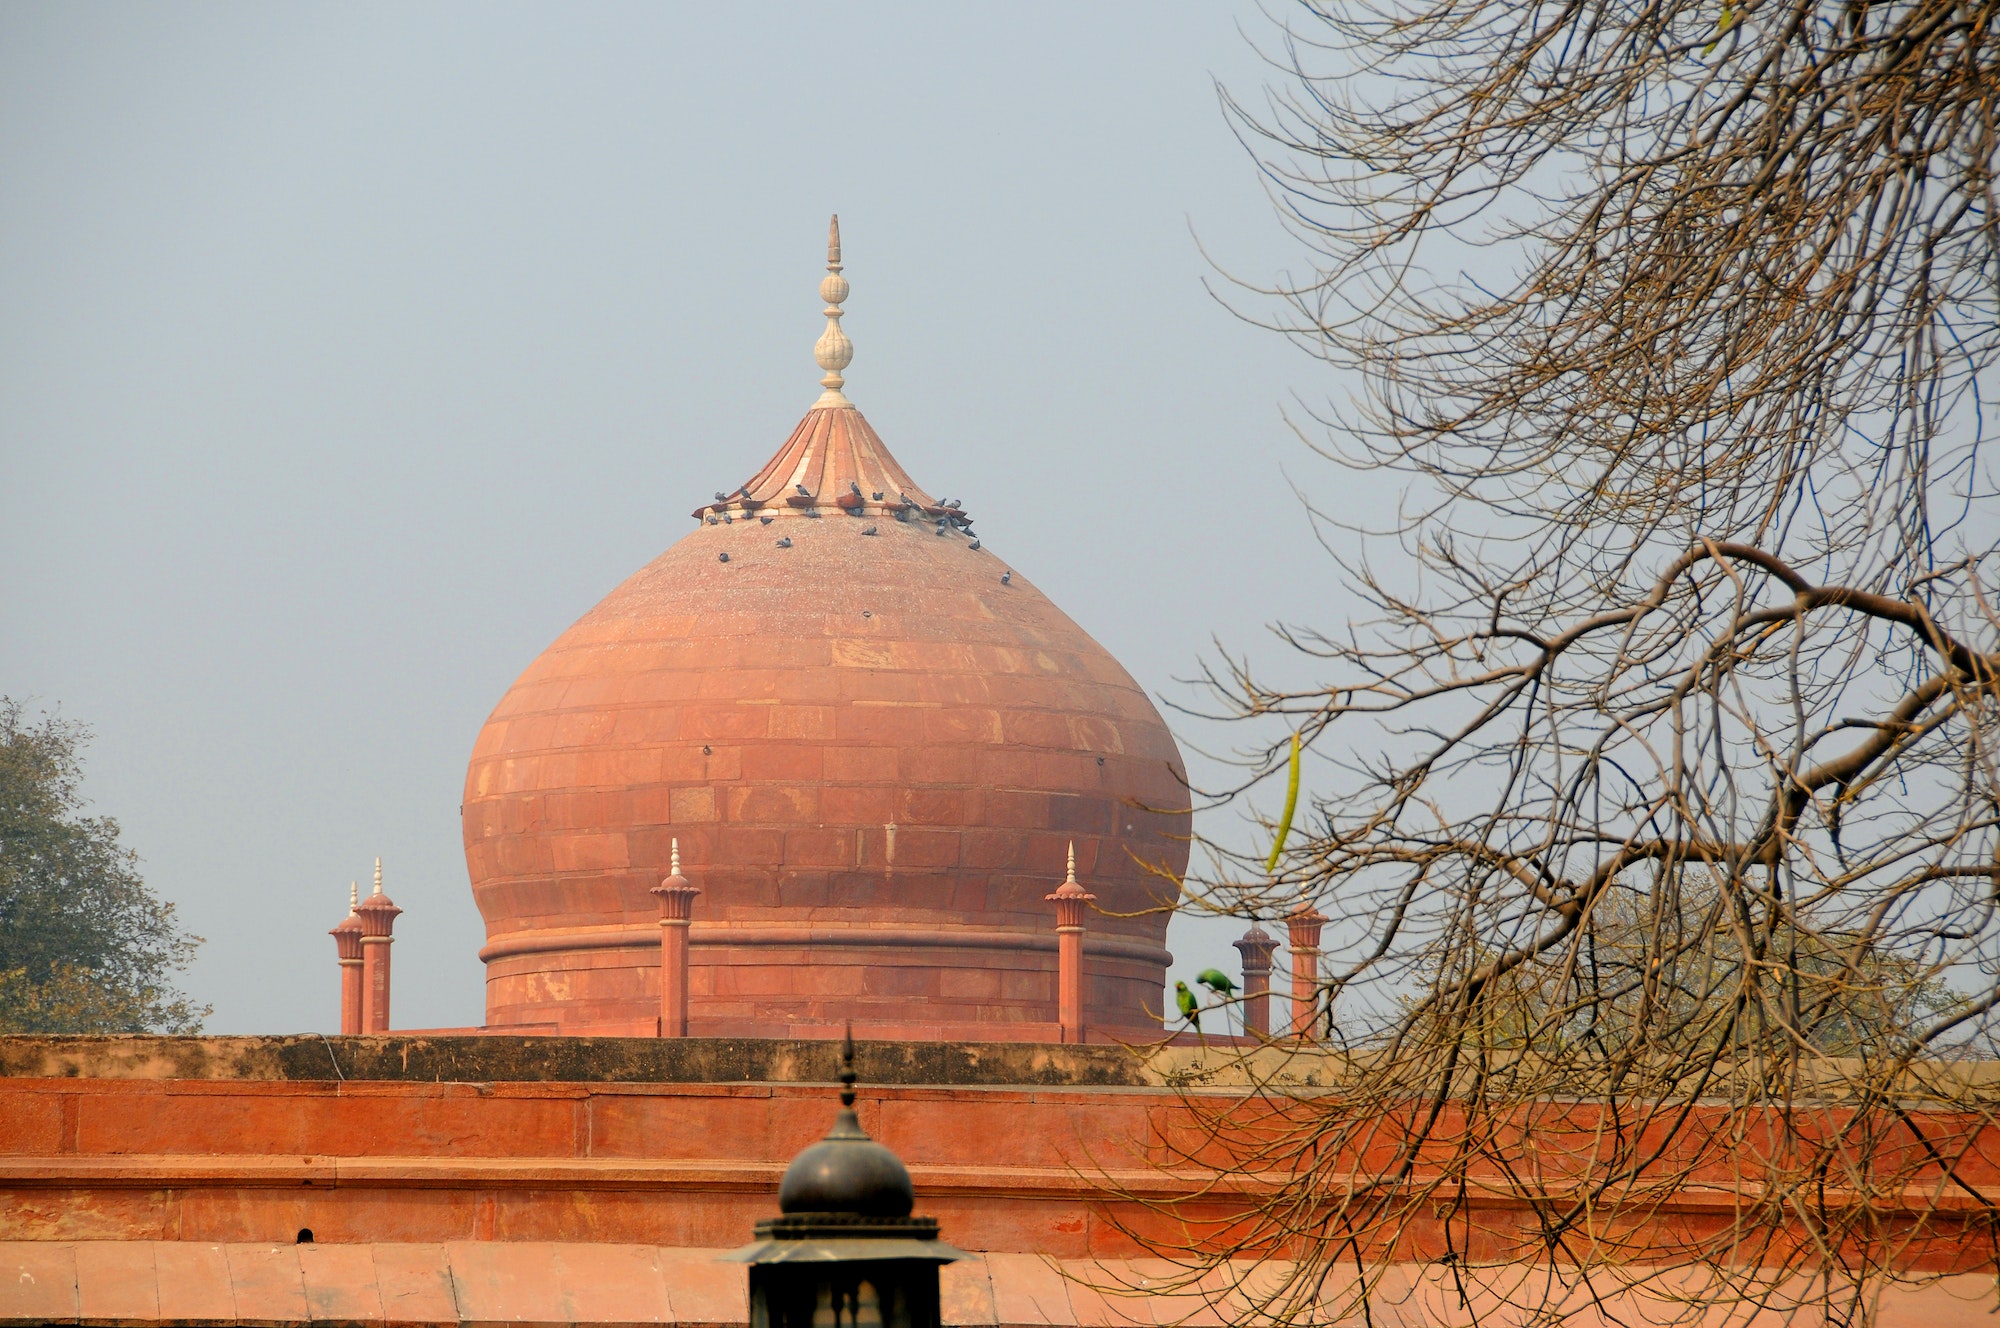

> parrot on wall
[1174,980,1200,1030]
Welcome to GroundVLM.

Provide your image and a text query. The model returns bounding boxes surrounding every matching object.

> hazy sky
[1,3,1379,1033]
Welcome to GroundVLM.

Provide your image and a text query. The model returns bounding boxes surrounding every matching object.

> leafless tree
[1126,0,2000,1320]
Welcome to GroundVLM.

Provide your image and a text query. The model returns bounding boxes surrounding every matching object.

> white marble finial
[1066,842,1077,885]
[671,838,681,876]
[349,881,359,911]
[813,214,852,408]
[372,857,383,896]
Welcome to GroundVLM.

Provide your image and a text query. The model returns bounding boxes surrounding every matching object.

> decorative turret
[355,858,403,1033]
[329,882,364,1035]
[1287,903,1328,1040]
[1045,845,1096,1044]
[650,839,700,1038]
[1232,923,1280,1038]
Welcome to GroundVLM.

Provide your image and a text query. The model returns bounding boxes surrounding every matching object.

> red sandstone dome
[462,221,1191,1040]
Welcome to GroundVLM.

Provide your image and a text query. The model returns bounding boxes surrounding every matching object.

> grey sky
[1,2,1373,1033]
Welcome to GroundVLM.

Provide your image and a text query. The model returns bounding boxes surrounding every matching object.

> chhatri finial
[372,857,383,897]
[1049,840,1094,905]
[349,880,359,911]
[813,215,853,408]
[671,837,681,876]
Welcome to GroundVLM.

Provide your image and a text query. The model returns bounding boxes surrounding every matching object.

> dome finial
[670,837,681,876]
[349,880,359,911]
[812,215,853,408]
[372,857,383,896]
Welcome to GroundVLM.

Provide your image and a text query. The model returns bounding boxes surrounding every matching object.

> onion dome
[462,218,1191,1040]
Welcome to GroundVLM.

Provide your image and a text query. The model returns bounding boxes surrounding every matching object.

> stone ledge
[3,1242,1998,1328]
[0,1036,1157,1087]
[0,1036,1335,1090]
[0,1155,1208,1201]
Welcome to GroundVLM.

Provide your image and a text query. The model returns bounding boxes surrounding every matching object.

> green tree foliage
[0,699,206,1033]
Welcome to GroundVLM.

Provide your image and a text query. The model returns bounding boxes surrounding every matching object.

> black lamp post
[727,1030,965,1328]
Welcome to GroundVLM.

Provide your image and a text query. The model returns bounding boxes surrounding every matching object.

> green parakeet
[1174,980,1200,1030]
[1196,969,1237,998]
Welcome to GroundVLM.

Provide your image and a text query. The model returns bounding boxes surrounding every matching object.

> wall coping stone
[0,1035,1213,1087]
[2,1241,1994,1328]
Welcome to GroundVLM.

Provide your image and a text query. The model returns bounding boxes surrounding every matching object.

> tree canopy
[0,699,205,1034]
[1148,0,2000,1320]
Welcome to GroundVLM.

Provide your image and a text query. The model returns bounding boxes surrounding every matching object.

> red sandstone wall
[0,1075,1188,1256]
[2,1067,1996,1275]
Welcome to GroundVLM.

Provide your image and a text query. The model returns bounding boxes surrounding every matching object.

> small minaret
[651,839,701,1037]
[355,857,403,1034]
[1232,923,1280,1039]
[812,214,853,407]
[1045,843,1096,1044]
[329,882,364,1035]
[1286,902,1328,1040]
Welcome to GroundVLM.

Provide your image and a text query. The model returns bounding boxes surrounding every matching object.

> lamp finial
[839,1022,857,1108]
